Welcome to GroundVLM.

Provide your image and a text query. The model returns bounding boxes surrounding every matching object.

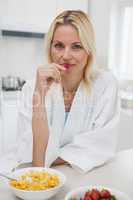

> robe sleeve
[0,81,34,173]
[59,73,120,173]
[15,80,53,167]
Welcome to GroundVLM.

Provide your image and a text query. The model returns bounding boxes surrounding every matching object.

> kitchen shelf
[2,30,44,38]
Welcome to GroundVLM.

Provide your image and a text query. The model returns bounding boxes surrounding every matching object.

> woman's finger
[53,63,66,71]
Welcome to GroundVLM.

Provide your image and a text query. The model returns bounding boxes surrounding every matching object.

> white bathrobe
[0,70,120,173]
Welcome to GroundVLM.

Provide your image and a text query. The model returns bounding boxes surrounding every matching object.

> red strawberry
[101,198,111,200]
[89,189,101,200]
[84,196,92,200]
[83,191,92,200]
[100,189,111,198]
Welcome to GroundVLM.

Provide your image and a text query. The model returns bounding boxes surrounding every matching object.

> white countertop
[0,149,133,200]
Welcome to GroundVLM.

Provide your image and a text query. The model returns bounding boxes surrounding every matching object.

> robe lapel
[45,82,93,166]
[60,82,91,146]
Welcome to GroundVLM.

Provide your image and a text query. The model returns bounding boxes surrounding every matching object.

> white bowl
[8,167,66,200]
[65,185,131,200]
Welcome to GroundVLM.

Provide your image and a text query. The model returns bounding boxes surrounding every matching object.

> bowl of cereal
[65,185,131,200]
[8,167,66,200]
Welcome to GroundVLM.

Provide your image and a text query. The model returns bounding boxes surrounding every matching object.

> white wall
[88,0,113,68]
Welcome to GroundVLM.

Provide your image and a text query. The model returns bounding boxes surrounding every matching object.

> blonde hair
[44,10,97,90]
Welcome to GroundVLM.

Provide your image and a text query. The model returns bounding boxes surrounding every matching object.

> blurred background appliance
[1,76,26,91]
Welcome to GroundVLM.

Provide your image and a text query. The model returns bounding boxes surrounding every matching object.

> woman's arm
[32,96,49,167]
[32,64,65,167]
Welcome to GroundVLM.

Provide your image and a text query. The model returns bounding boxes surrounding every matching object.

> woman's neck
[61,74,83,93]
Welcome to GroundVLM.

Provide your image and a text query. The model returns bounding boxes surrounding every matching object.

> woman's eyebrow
[53,41,81,43]
[52,40,63,43]
[72,42,82,44]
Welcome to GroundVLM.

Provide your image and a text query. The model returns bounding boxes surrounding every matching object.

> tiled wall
[0,35,45,80]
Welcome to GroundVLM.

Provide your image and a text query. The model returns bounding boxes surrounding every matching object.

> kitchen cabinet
[0,117,4,157]
[0,91,20,155]
[1,0,88,33]
[1,0,57,33]
[0,91,4,157]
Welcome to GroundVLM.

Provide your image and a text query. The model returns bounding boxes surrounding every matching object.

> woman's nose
[62,47,72,60]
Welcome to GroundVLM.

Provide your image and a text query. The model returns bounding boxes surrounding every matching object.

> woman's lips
[62,63,74,69]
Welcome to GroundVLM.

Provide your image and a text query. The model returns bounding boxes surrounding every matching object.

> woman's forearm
[32,96,49,167]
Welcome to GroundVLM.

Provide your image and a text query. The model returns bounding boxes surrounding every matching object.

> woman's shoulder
[91,69,117,88]
[90,69,118,99]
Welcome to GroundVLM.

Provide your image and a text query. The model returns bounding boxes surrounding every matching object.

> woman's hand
[34,63,66,97]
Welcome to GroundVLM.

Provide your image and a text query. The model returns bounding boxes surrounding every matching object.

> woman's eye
[53,43,64,49]
[72,44,83,50]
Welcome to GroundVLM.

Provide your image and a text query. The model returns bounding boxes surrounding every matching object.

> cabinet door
[56,0,88,14]
[25,0,57,32]
[0,117,4,156]
[1,99,18,154]
[2,0,57,32]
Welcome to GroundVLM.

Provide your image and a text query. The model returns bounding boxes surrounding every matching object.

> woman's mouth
[61,63,75,70]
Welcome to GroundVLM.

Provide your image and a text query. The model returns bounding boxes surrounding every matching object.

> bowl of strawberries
[65,185,131,200]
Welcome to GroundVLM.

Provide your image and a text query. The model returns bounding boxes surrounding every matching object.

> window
[108,0,133,81]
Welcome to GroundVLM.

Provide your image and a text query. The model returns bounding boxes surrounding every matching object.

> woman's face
[50,24,89,77]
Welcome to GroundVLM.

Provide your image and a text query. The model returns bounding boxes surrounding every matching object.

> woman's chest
[63,90,76,112]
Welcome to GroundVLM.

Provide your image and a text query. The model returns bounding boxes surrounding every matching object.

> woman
[0,10,119,173]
